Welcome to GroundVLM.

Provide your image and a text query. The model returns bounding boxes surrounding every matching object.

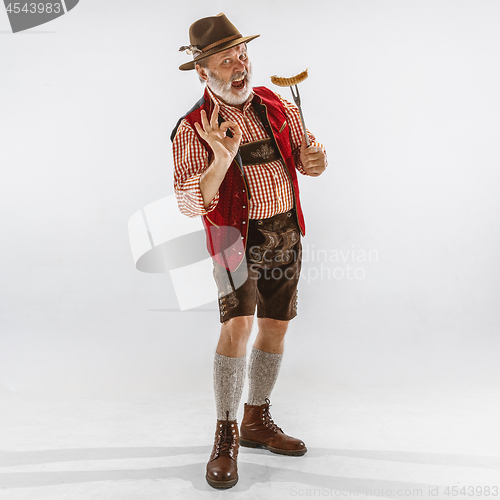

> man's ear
[196,64,208,82]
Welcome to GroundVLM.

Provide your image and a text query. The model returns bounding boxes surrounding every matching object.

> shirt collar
[206,85,255,114]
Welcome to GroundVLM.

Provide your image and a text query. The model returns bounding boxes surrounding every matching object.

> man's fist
[300,134,326,176]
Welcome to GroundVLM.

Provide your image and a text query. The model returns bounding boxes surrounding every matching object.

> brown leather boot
[239,398,307,456]
[206,411,239,489]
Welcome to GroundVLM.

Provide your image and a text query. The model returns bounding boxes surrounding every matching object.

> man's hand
[194,103,242,168]
[300,134,326,176]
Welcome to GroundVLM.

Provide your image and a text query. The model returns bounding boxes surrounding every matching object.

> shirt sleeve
[172,119,219,217]
[274,91,328,175]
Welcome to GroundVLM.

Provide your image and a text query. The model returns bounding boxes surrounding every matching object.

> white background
[1,0,499,395]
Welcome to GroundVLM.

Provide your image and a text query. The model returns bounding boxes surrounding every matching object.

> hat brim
[179,34,260,71]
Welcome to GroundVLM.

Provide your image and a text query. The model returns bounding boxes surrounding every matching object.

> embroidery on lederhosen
[248,230,279,266]
[279,228,299,265]
[239,138,278,166]
[248,223,300,267]
[250,143,275,161]
[292,289,298,315]
[213,264,239,320]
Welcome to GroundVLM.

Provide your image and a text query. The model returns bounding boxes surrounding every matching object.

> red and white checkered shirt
[173,86,327,220]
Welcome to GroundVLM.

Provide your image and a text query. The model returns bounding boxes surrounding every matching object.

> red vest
[173,86,306,271]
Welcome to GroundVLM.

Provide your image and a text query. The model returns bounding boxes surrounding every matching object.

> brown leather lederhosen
[212,138,302,323]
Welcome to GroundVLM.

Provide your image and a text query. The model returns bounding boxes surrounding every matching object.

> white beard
[206,64,253,106]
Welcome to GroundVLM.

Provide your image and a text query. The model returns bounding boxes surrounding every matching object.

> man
[171,13,327,489]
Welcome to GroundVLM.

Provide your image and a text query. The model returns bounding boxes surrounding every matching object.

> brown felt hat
[178,13,259,71]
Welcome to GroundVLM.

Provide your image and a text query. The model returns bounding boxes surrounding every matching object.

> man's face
[196,43,253,106]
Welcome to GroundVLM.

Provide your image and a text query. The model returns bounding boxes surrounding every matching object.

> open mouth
[231,77,246,90]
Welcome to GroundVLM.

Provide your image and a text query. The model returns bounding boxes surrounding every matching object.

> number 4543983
[444,485,498,496]
[6,3,62,14]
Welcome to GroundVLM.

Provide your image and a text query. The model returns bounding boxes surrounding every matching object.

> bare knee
[217,315,254,356]
[258,318,289,339]
[253,318,289,354]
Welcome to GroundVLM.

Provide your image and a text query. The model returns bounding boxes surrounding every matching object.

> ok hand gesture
[194,103,242,168]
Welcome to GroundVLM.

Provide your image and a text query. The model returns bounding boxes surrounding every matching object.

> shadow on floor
[0,446,498,495]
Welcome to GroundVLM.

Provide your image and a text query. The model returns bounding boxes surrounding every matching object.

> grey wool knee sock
[213,352,246,421]
[247,347,283,406]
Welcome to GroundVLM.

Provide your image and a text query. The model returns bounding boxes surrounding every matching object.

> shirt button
[242,205,246,209]
[242,221,246,224]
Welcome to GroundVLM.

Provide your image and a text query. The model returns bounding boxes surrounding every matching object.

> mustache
[230,71,248,83]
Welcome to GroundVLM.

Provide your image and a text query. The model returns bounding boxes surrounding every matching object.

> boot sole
[205,474,238,489]
[239,438,307,456]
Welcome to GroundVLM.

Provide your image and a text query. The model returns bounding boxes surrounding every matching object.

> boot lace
[262,398,283,433]
[214,411,237,459]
